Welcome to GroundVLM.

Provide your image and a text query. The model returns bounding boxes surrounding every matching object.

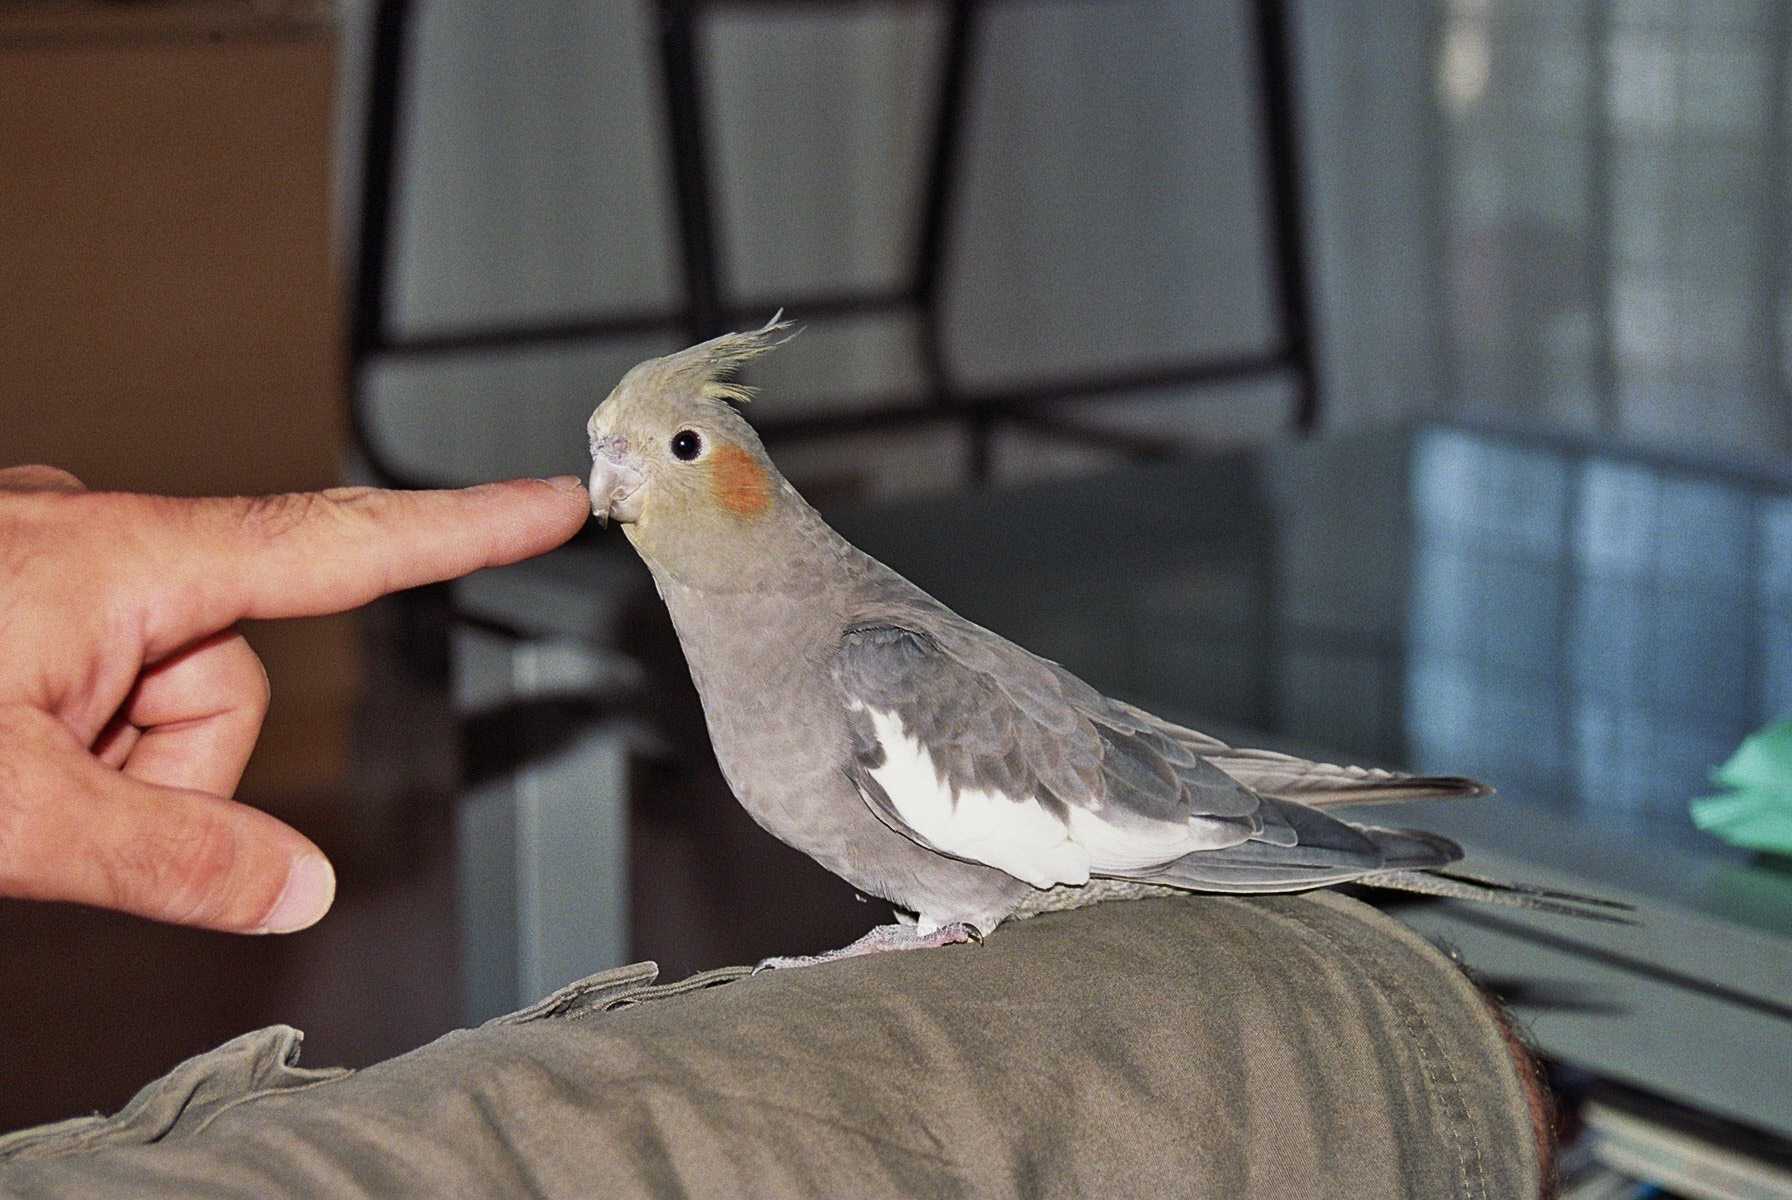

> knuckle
[249,650,273,714]
[317,485,383,508]
[315,487,393,539]
[234,487,390,547]
[106,808,243,926]
[0,768,27,889]
[0,480,85,582]
[0,464,86,493]
[0,709,62,894]
[0,524,31,622]
[235,491,325,541]
[235,643,273,721]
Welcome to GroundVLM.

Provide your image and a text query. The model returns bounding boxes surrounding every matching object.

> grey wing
[832,622,1267,889]
[1084,700,1470,889]
[833,618,1466,895]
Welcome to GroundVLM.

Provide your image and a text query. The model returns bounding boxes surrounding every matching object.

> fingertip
[462,476,589,532]
[541,476,593,528]
[256,852,336,934]
[539,474,589,498]
[500,476,592,541]
[472,475,585,501]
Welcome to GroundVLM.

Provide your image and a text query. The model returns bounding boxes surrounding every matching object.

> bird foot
[753,921,983,973]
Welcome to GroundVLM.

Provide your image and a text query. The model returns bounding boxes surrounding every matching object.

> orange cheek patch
[710,445,772,517]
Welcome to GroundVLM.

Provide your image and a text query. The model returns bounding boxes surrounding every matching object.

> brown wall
[0,1,354,797]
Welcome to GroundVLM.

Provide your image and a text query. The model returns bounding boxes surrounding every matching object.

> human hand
[0,466,590,933]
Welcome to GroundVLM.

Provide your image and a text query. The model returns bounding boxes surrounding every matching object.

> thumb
[0,706,334,933]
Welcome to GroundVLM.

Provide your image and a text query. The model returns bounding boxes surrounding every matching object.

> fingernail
[260,854,336,934]
[539,475,588,496]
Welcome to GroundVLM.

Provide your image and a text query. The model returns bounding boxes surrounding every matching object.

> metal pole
[656,0,728,342]
[347,0,420,487]
[1251,0,1322,434]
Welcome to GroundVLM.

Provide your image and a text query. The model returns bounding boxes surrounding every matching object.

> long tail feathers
[1207,749,1493,808]
[1364,867,1637,924]
[1199,750,1638,922]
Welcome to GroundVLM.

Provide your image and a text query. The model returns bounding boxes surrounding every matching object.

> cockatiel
[587,316,1622,963]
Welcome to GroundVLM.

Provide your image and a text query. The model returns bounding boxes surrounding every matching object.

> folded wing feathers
[1098,700,1492,807]
[839,611,1493,899]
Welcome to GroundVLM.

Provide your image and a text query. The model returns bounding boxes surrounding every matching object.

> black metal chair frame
[348,0,1319,489]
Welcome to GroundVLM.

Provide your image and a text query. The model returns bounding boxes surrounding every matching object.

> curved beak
[588,435,646,528]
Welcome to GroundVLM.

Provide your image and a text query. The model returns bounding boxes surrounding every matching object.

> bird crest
[638,311,799,407]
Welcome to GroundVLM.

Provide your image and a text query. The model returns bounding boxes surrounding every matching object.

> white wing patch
[859,707,1229,888]
[1067,799,1258,864]
[861,706,1088,888]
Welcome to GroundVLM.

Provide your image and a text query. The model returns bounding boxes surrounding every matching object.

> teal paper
[1691,721,1792,855]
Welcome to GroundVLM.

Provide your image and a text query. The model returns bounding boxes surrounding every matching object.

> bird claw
[752,920,984,973]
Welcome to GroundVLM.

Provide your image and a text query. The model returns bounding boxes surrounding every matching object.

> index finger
[113,478,590,657]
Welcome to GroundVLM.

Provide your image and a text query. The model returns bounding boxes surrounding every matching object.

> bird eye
[670,429,702,461]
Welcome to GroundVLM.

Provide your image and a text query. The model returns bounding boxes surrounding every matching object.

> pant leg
[0,893,1540,1199]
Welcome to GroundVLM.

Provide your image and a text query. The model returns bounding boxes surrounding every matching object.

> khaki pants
[0,894,1539,1198]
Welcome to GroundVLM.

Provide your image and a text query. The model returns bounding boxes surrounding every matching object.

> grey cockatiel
[587,317,1623,961]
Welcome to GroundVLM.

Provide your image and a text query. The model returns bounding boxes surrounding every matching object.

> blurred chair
[343,0,1322,1020]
